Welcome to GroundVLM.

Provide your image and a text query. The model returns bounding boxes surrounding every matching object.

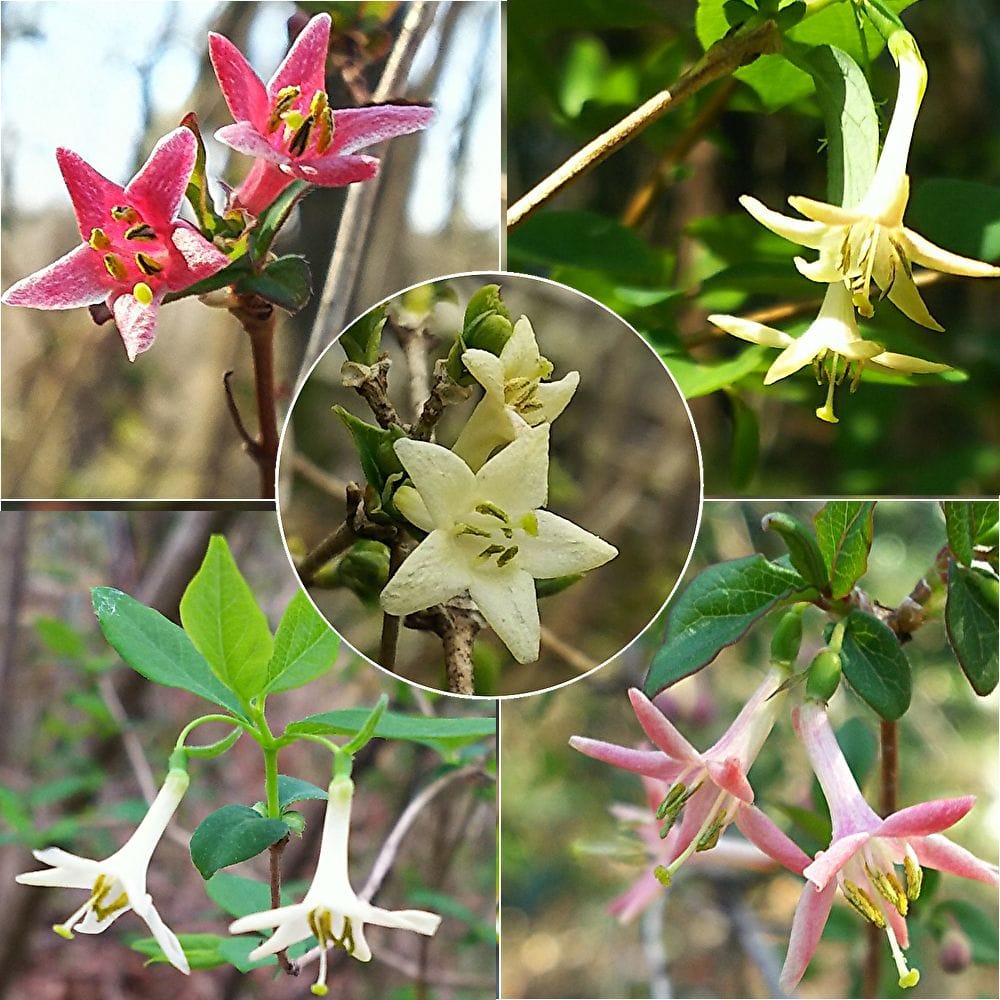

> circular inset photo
[278,272,702,696]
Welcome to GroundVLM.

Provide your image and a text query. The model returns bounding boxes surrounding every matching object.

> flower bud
[328,540,391,606]
[447,284,514,384]
[770,607,804,668]
[806,648,842,704]
[938,926,972,974]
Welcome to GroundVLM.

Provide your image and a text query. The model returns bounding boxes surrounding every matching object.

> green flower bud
[770,607,805,668]
[806,648,842,704]
[447,285,514,384]
[331,540,391,606]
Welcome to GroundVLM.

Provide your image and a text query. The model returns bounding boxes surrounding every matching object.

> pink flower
[781,702,999,992]
[1,128,230,361]
[570,670,810,888]
[209,13,434,215]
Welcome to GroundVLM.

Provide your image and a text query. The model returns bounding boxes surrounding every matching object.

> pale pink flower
[209,13,433,215]
[781,702,999,991]
[571,671,810,887]
[1,129,230,361]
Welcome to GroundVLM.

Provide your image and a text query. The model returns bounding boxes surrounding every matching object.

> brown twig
[440,609,480,695]
[222,369,257,450]
[507,20,781,229]
[298,522,358,585]
[411,361,468,441]
[291,452,349,499]
[342,355,401,429]
[269,835,298,975]
[540,625,597,674]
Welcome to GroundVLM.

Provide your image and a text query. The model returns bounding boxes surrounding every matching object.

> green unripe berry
[770,608,804,667]
[806,648,842,704]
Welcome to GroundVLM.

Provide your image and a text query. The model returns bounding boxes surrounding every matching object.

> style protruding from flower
[571,671,811,887]
[1,129,230,361]
[781,702,1000,992]
[452,316,580,470]
[380,424,618,664]
[739,32,999,331]
[709,282,950,423]
[209,13,434,215]
[15,768,191,973]
[229,775,440,997]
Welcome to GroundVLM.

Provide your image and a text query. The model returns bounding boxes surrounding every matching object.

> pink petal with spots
[706,756,754,803]
[802,831,870,889]
[912,833,1000,885]
[779,880,837,992]
[214,122,288,166]
[298,153,379,187]
[735,804,811,875]
[568,736,684,782]
[876,796,975,839]
[112,293,161,362]
[331,104,434,154]
[627,688,700,763]
[56,147,123,237]
[268,13,330,102]
[209,31,269,127]
[2,244,107,309]
[169,224,230,284]
[125,128,196,219]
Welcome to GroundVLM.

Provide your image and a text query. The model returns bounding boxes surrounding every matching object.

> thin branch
[507,20,781,229]
[540,625,597,674]
[222,369,257,450]
[298,522,357,585]
[291,452,349,499]
[441,609,479,695]
[269,835,297,976]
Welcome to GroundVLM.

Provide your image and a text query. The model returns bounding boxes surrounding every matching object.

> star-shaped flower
[209,13,434,215]
[452,316,580,470]
[229,776,440,996]
[380,424,618,663]
[709,281,950,423]
[740,33,999,331]
[571,672,811,887]
[15,768,191,973]
[1,129,230,361]
[780,702,999,992]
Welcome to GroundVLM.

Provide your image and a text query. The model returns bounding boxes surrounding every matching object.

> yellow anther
[497,546,519,567]
[477,544,506,560]
[475,502,509,523]
[695,814,725,852]
[903,855,922,901]
[311,987,329,997]
[103,253,127,281]
[519,512,539,537]
[124,223,156,241]
[135,253,163,276]
[653,865,672,887]
[866,865,907,917]
[457,523,491,538]
[133,282,153,306]
[504,376,535,405]
[314,106,335,154]
[309,89,329,117]
[288,115,315,157]
[268,85,301,132]
[110,205,138,223]
[842,880,885,928]
[88,227,111,251]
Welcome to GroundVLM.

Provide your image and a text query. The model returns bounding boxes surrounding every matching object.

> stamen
[88,228,111,251]
[54,893,95,939]
[903,854,922,901]
[288,115,315,157]
[520,512,539,536]
[886,921,920,989]
[497,546,519,567]
[501,527,514,539]
[103,253,127,281]
[842,880,885,927]
[307,909,331,996]
[456,523,491,538]
[477,544,506,559]
[268,85,301,133]
[475,502,509,523]
[133,282,154,306]
[309,90,329,117]
[135,253,163,276]
[866,864,907,917]
[504,377,534,405]
[124,223,157,241]
[815,369,839,424]
[110,205,138,223]
[656,783,689,819]
[695,812,726,852]
[314,106,335,155]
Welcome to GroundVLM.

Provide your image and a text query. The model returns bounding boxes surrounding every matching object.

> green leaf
[236,255,312,313]
[180,113,218,236]
[660,346,770,399]
[761,511,829,589]
[250,180,311,259]
[644,555,811,696]
[814,501,875,599]
[216,934,313,972]
[130,932,229,970]
[92,587,246,718]
[932,900,1000,964]
[265,591,340,694]
[943,501,976,566]
[838,610,911,720]
[179,536,274,704]
[945,562,999,696]
[285,710,496,755]
[908,179,1000,262]
[277,774,328,810]
[341,305,388,366]
[508,210,660,281]
[161,258,251,304]
[189,804,289,880]
[205,872,289,918]
[34,617,86,658]
[334,406,406,495]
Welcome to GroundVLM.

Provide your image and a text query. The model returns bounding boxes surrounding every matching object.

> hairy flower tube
[1,129,230,361]
[709,281,950,423]
[740,32,999,330]
[380,425,618,664]
[229,775,440,996]
[780,702,1000,992]
[16,768,191,973]
[570,672,811,887]
[210,13,434,215]
[451,316,580,470]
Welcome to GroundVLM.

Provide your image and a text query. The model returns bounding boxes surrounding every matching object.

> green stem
[175,713,249,750]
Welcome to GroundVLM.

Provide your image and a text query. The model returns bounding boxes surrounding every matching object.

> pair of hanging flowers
[710,31,999,423]
[1,13,432,361]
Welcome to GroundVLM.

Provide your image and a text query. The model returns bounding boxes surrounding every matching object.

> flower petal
[867,351,951,375]
[740,194,830,249]
[903,227,1000,278]
[461,348,507,397]
[763,330,823,384]
[779,880,837,992]
[299,153,381,187]
[876,796,975,838]
[208,31,269,127]
[134,895,190,973]
[626,688,700,763]
[467,566,540,663]
[451,396,517,471]
[393,485,435,533]
[233,160,295,216]
[331,104,435,155]
[56,147,123,236]
[706,756,754,802]
[169,224,231,284]
[735,804,811,875]
[379,531,469,616]
[498,316,545,377]
[245,912,313,959]
[787,194,859,227]
[911,833,1000,885]
[475,424,549,514]
[531,372,580,425]
[517,510,617,578]
[568,735,686,782]
[214,122,288,166]
[885,266,945,331]
[268,13,331,102]
[124,128,196,220]
[802,832,871,889]
[794,254,846,283]
[609,870,663,924]
[112,293,161,362]
[16,865,95,890]
[230,903,308,935]
[394,438,476,527]
[359,903,441,936]
[707,314,794,349]
[1,244,107,310]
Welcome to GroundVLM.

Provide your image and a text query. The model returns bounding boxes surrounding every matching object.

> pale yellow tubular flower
[741,32,1000,331]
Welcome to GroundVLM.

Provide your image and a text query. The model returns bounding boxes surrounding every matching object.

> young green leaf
[249,180,311,260]
[943,501,977,566]
[341,305,388,367]
[644,555,812,696]
[236,255,311,313]
[838,610,911,720]
[179,113,219,237]
[179,536,274,704]
[277,774,328,811]
[131,932,229,970]
[333,405,406,494]
[264,590,340,694]
[92,587,247,718]
[762,511,829,589]
[189,804,289,880]
[945,562,999,696]
[814,501,876,599]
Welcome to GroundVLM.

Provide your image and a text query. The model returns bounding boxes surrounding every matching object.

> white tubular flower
[381,424,618,663]
[740,32,999,330]
[452,316,580,470]
[16,768,191,974]
[229,776,440,997]
[710,282,950,423]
